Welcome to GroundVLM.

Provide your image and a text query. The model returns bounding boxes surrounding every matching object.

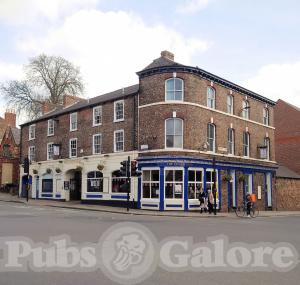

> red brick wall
[139,72,275,162]
[21,95,138,161]
[274,100,300,175]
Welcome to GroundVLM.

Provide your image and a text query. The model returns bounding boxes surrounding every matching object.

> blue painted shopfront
[137,156,277,211]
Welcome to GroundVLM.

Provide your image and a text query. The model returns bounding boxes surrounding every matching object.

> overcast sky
[0,0,299,123]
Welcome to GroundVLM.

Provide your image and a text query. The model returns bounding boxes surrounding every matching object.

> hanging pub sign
[258,145,268,159]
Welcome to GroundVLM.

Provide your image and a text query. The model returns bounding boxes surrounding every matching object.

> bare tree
[0,54,84,119]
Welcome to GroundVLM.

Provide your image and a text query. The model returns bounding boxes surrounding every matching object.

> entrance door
[266,173,272,208]
[70,171,81,200]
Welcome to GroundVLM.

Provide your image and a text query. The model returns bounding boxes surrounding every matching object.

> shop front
[137,156,276,212]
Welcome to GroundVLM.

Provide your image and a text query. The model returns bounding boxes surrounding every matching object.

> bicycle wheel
[250,206,259,218]
[235,205,246,217]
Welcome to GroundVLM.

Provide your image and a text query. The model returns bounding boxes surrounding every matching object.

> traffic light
[131,160,142,177]
[23,157,30,174]
[120,160,128,177]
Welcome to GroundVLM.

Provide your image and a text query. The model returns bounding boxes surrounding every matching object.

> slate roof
[276,165,300,179]
[20,84,139,126]
[11,127,21,145]
[137,55,276,106]
[141,56,184,71]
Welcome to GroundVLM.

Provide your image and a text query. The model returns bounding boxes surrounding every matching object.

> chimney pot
[161,50,174,61]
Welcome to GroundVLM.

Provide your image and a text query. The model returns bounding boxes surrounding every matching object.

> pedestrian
[207,189,214,214]
[198,187,206,213]
[246,192,252,218]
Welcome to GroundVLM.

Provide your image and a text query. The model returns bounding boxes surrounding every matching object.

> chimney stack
[63,94,85,108]
[161,50,174,61]
[42,102,56,114]
[4,109,16,127]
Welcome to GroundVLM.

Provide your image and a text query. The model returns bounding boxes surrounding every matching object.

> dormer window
[165,78,183,101]
[207,87,216,109]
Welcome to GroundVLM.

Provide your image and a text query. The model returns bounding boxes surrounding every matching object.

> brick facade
[274,99,300,175]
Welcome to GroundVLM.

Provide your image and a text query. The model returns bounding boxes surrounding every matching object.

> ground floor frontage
[137,156,276,212]
[19,154,277,212]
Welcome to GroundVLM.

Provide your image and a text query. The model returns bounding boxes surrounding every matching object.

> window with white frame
[93,106,102,126]
[114,100,124,122]
[114,130,124,152]
[165,118,183,148]
[47,143,54,160]
[228,128,235,155]
[70,112,77,131]
[69,138,77,158]
[243,132,250,157]
[242,100,250,119]
[206,169,218,192]
[188,169,203,199]
[207,123,216,152]
[142,169,160,199]
[264,137,270,160]
[87,171,103,192]
[93,134,102,154]
[29,124,35,140]
[244,174,253,194]
[165,78,184,101]
[47,119,54,136]
[263,108,269,126]
[165,169,183,199]
[207,87,216,109]
[28,146,35,162]
[227,95,234,114]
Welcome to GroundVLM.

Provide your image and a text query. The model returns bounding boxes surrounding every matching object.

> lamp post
[212,157,217,215]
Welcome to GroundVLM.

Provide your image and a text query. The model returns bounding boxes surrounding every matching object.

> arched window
[264,137,270,160]
[228,128,235,155]
[207,123,216,152]
[207,87,216,109]
[165,118,183,148]
[87,171,103,192]
[242,100,250,119]
[165,78,183,101]
[243,132,250,157]
[263,108,269,126]
[227,95,234,114]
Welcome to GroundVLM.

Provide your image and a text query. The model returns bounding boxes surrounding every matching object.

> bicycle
[235,202,259,218]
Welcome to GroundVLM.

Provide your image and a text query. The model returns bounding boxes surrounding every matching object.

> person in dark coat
[198,187,206,213]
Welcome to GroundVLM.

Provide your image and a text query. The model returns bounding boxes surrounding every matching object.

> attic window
[2,144,11,158]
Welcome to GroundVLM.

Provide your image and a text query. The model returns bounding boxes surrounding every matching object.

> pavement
[1,192,300,218]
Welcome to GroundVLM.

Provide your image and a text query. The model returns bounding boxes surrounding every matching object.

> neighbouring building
[274,99,300,175]
[19,51,277,211]
[273,99,300,210]
[0,110,20,189]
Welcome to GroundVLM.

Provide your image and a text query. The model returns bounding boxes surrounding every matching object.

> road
[0,201,299,285]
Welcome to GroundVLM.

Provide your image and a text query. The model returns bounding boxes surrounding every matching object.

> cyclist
[246,192,252,218]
